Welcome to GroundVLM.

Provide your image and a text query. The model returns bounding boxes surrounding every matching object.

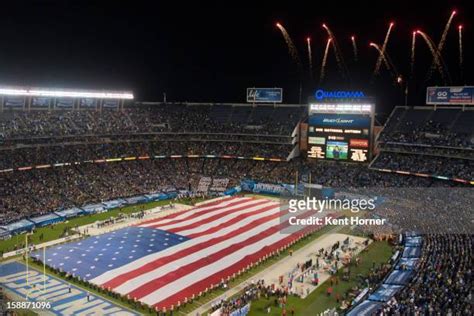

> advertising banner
[308,114,371,128]
[102,99,120,109]
[426,86,474,105]
[246,88,282,103]
[240,179,295,195]
[55,98,75,109]
[4,96,25,109]
[31,97,51,108]
[79,98,98,109]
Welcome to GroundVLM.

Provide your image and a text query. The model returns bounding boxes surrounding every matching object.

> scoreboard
[307,113,371,162]
[306,91,374,163]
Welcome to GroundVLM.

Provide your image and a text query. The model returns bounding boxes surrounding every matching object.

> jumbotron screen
[306,100,374,163]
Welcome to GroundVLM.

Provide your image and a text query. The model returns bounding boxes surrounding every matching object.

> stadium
[0,2,473,316]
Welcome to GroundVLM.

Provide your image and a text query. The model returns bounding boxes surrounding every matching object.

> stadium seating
[1,103,472,227]
[372,106,474,183]
[378,106,474,148]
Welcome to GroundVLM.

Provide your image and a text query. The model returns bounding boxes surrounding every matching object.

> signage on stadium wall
[102,99,120,109]
[240,179,295,195]
[79,98,98,109]
[308,114,371,128]
[3,96,25,109]
[31,97,51,108]
[246,88,283,103]
[426,86,474,105]
[55,98,75,109]
[315,89,365,100]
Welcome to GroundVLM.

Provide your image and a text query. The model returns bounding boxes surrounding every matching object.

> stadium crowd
[0,106,472,229]
[2,155,469,226]
[371,151,474,180]
[0,103,305,139]
[378,107,474,149]
[382,234,473,315]
[0,141,293,170]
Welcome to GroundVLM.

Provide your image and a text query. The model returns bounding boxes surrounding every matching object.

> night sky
[0,0,472,116]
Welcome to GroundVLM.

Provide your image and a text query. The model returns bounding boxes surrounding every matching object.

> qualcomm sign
[315,89,365,100]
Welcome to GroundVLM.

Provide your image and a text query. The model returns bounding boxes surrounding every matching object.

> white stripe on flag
[139,197,253,227]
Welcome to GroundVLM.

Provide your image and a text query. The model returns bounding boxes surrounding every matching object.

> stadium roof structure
[0,86,134,99]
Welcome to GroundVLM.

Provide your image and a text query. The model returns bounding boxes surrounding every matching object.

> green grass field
[1,197,207,255]
[248,240,393,316]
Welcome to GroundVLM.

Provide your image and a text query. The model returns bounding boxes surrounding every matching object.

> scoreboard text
[307,113,371,163]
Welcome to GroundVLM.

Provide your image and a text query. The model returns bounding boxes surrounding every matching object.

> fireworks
[427,10,457,79]
[370,42,399,82]
[351,35,358,62]
[322,23,348,78]
[411,31,417,77]
[373,22,395,76]
[320,38,332,83]
[274,12,463,89]
[439,10,457,53]
[416,30,450,83]
[458,25,463,76]
[370,43,390,71]
[307,37,313,78]
[276,22,302,69]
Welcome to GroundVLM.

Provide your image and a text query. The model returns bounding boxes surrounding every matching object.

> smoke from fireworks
[427,10,456,79]
[458,25,463,78]
[307,37,313,78]
[351,36,358,62]
[322,23,348,78]
[417,30,450,83]
[276,23,302,69]
[320,38,332,83]
[411,31,417,77]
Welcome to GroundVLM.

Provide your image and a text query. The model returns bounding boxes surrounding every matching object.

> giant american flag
[33,196,327,309]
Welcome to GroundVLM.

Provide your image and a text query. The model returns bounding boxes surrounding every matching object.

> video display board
[307,113,371,162]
